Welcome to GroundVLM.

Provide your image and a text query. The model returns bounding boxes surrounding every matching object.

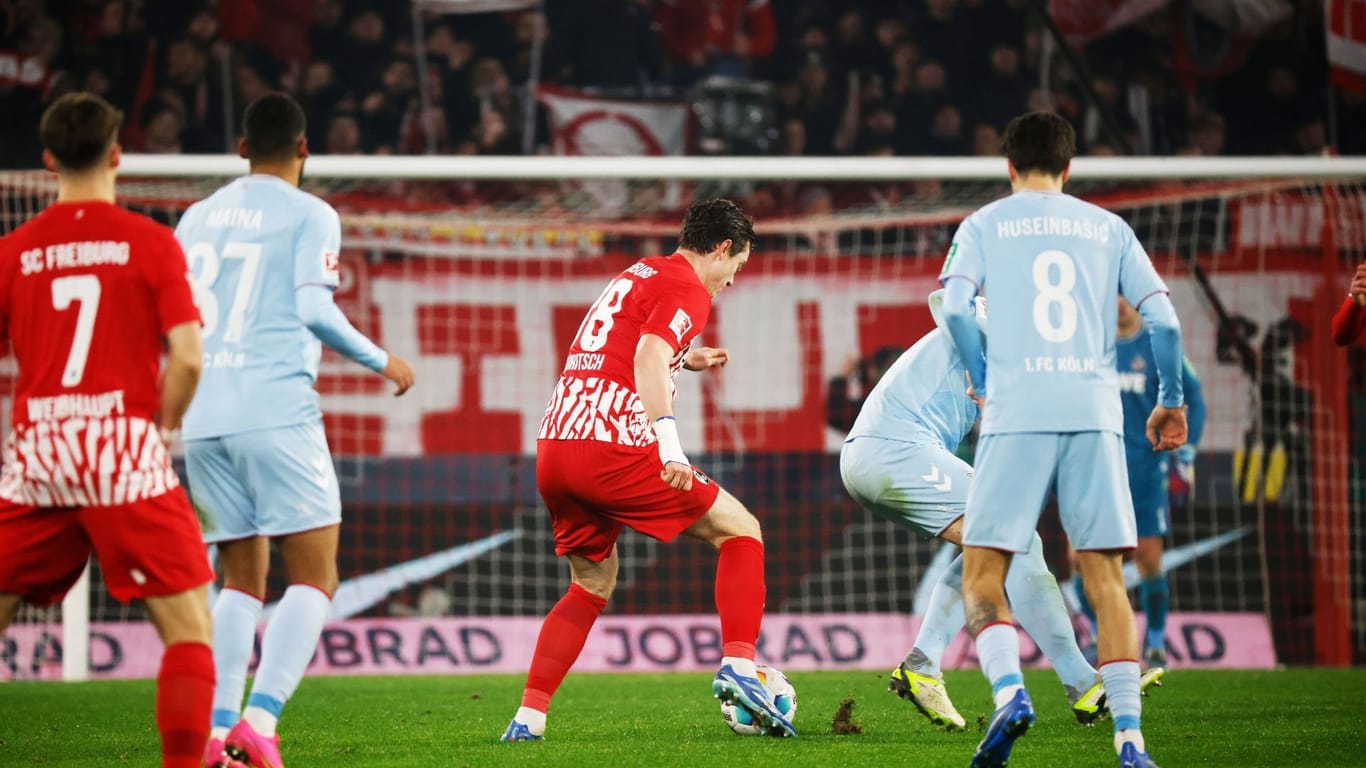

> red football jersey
[539,254,712,447]
[0,200,200,506]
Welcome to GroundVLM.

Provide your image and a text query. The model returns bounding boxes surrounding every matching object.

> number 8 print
[1032,249,1078,343]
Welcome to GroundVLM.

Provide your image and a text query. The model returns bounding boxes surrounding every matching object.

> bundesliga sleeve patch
[323,249,340,276]
[669,308,693,342]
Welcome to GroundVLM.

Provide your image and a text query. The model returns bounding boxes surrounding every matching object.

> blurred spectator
[299,60,344,150]
[1185,110,1226,156]
[310,0,347,63]
[325,113,363,154]
[925,103,968,155]
[972,122,1001,157]
[159,37,225,152]
[548,0,661,89]
[971,43,1029,130]
[360,58,418,153]
[337,10,390,94]
[140,100,184,153]
[656,0,776,83]
[911,0,970,81]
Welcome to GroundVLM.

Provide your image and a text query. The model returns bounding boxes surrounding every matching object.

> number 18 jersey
[174,175,342,440]
[539,253,712,448]
[939,190,1168,436]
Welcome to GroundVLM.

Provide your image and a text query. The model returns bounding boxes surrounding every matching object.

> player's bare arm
[382,353,416,396]
[684,346,729,371]
[635,333,693,491]
[160,320,204,434]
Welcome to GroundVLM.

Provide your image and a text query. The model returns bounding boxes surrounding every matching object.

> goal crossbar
[113,154,1366,181]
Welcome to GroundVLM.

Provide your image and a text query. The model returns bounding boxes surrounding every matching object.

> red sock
[716,536,765,659]
[522,583,607,712]
[157,642,214,768]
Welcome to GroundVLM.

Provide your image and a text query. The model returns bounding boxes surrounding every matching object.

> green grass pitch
[2,668,1363,766]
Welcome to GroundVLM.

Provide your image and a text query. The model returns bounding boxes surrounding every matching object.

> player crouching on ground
[503,199,796,741]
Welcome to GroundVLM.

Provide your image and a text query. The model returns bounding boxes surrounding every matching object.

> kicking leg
[684,489,794,737]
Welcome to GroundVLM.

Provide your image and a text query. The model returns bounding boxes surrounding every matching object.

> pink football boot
[203,736,231,768]
[224,720,283,768]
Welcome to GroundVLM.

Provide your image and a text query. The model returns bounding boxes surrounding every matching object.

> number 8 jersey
[0,201,200,505]
[539,253,712,447]
[939,190,1169,436]
[174,175,342,440]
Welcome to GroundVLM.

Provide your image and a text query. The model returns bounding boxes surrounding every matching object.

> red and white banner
[303,252,1326,458]
[1327,0,1366,92]
[538,87,689,157]
[1048,0,1168,43]
[3,612,1276,680]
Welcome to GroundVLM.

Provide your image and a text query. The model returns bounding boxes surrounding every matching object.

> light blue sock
[907,553,965,677]
[1140,574,1170,652]
[243,584,331,736]
[975,622,1025,709]
[1100,660,1144,752]
[1007,534,1097,692]
[210,588,262,736]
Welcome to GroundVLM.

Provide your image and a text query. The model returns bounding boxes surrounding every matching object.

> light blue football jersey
[846,294,978,452]
[939,190,1168,436]
[175,175,342,439]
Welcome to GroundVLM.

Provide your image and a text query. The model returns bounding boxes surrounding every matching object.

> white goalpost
[1,154,1362,680]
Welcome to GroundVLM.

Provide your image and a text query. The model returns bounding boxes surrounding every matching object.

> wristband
[652,416,689,468]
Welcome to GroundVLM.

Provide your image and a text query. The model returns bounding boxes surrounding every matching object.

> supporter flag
[1048,0,1168,43]
[538,86,690,157]
[1327,0,1366,92]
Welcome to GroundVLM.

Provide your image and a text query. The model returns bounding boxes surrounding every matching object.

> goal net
[1,156,1361,679]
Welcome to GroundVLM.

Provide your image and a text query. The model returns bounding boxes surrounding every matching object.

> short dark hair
[1003,111,1075,176]
[39,92,123,172]
[678,198,755,255]
[243,93,306,162]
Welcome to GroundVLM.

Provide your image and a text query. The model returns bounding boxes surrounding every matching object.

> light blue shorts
[840,437,971,539]
[963,431,1135,553]
[186,421,342,544]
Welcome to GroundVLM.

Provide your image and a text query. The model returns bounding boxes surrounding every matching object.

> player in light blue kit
[1074,297,1207,667]
[842,289,1142,731]
[175,94,416,768]
[939,112,1187,768]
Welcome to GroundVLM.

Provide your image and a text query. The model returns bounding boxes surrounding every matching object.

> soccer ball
[719,665,798,736]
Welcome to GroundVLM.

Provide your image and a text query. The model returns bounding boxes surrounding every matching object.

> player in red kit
[1332,259,1366,346]
[0,93,214,768]
[502,199,796,740]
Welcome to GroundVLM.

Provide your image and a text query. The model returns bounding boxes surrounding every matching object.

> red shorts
[537,439,722,562]
[0,488,213,606]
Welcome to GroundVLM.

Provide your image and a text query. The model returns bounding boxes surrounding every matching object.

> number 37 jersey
[539,253,712,448]
[174,175,343,440]
[939,190,1168,436]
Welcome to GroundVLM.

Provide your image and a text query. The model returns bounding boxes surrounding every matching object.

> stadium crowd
[1,0,1361,170]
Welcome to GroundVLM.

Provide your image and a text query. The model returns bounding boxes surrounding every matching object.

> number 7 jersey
[174,175,343,440]
[939,190,1169,436]
[539,253,712,447]
[0,201,200,505]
